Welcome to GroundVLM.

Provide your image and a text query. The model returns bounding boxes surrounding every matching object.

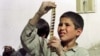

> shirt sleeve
[20,21,46,55]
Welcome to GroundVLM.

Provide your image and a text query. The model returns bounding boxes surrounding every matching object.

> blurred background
[0,0,100,56]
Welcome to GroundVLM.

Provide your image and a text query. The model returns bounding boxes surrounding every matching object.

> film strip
[49,8,56,52]
[50,8,56,40]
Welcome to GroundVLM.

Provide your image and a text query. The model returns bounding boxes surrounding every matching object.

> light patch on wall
[76,0,95,13]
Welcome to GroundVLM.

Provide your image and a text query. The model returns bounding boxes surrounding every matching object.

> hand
[37,1,56,16]
[29,1,56,25]
[48,36,63,55]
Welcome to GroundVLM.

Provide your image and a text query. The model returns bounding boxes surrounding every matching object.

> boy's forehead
[60,17,73,22]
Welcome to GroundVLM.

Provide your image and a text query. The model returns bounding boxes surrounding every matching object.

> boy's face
[58,17,82,42]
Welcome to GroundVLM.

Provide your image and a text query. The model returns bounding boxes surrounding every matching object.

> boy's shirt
[21,22,89,56]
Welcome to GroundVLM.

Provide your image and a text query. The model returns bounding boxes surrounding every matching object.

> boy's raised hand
[37,1,56,16]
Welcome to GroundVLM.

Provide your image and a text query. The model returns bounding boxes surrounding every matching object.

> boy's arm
[20,21,42,55]
[20,1,56,55]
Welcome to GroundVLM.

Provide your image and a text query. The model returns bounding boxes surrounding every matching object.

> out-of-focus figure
[2,46,16,56]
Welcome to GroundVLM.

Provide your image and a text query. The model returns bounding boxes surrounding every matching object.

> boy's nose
[60,25,66,30]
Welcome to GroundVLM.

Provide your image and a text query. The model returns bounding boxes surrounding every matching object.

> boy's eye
[59,23,70,26]
[59,23,62,26]
[65,23,70,26]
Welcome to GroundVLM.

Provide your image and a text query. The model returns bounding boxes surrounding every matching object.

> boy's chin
[60,38,67,42]
[60,37,71,42]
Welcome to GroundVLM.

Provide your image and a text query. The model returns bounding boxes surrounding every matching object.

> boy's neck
[61,39,77,51]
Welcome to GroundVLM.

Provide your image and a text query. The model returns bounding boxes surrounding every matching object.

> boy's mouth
[59,32,66,36]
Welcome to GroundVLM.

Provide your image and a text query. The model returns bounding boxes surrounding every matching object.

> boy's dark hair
[36,18,50,38]
[60,11,84,30]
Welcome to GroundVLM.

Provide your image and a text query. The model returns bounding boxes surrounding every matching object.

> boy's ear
[76,28,83,36]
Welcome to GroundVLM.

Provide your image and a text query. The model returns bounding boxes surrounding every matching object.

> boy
[21,1,89,56]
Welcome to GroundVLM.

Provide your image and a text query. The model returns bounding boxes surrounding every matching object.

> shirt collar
[68,43,78,52]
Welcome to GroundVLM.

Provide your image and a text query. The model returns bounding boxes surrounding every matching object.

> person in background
[36,18,50,38]
[21,1,89,56]
[2,46,16,56]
